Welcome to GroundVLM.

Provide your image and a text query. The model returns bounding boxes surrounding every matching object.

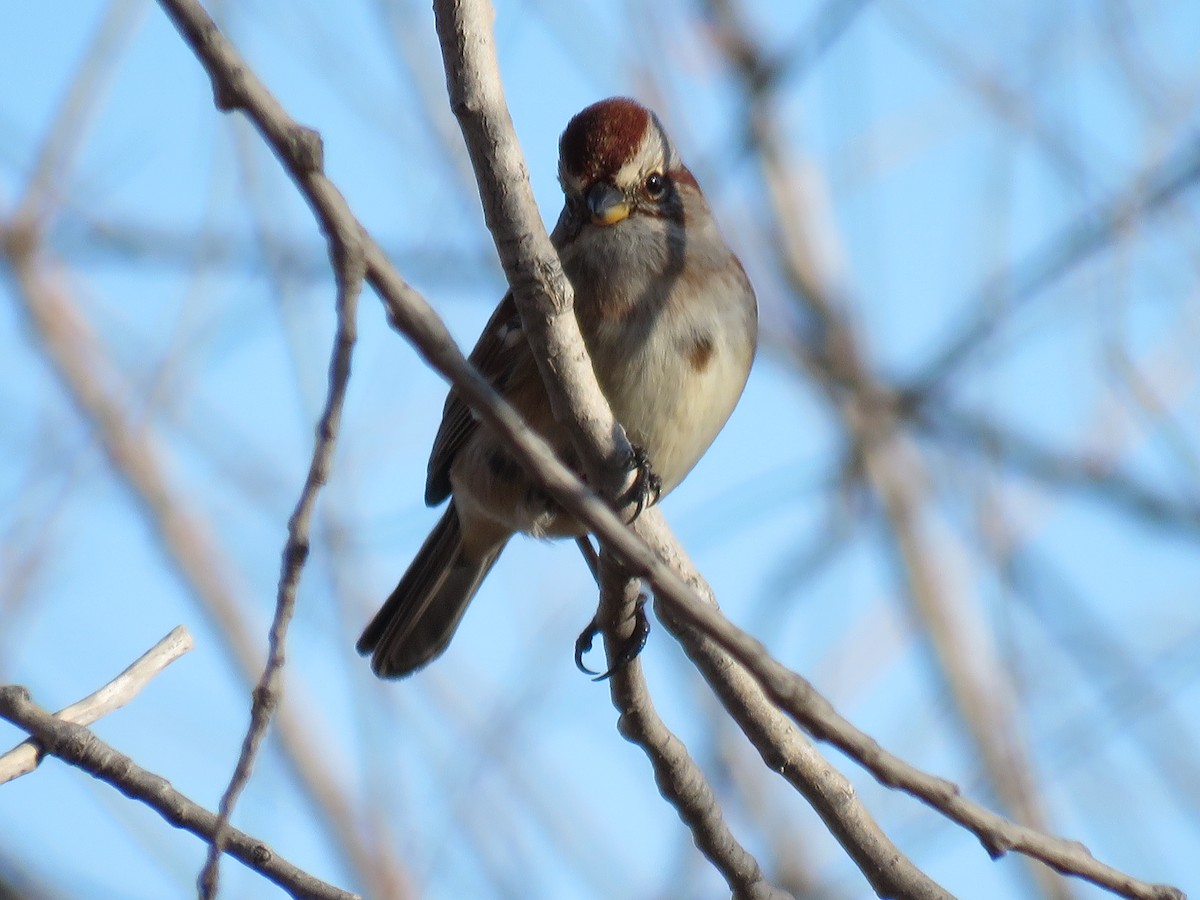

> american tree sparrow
[358,98,757,678]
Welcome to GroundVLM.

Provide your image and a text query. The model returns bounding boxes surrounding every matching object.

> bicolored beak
[586,180,630,226]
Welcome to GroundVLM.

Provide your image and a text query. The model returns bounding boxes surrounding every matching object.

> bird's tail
[357,502,505,678]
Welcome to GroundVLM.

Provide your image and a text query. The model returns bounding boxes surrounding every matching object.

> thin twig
[199,226,365,895]
[152,0,698,651]
[430,4,950,894]
[0,626,194,785]
[0,686,359,900]
[15,0,147,223]
[907,133,1200,400]
[921,406,1200,535]
[592,550,792,900]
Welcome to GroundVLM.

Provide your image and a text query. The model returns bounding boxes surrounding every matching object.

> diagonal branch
[0,686,358,900]
[703,2,1077,895]
[594,552,792,900]
[0,626,193,785]
[632,527,1184,900]
[152,0,707,671]
[430,0,636,501]
[642,528,954,900]
[431,3,949,894]
[921,406,1200,535]
[1,181,394,899]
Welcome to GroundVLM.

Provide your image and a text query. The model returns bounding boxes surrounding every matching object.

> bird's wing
[425,291,525,505]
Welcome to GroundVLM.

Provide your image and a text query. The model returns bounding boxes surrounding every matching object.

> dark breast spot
[688,334,715,372]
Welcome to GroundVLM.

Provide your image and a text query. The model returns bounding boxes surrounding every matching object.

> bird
[357,97,758,679]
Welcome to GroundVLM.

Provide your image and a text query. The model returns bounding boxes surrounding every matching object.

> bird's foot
[574,594,651,681]
[620,445,662,522]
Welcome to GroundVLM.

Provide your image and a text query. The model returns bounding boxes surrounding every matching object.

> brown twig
[705,1,1079,895]
[592,549,793,899]
[432,3,954,894]
[0,686,359,900]
[199,221,365,894]
[152,0,704,654]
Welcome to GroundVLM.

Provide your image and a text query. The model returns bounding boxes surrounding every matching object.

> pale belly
[598,326,749,496]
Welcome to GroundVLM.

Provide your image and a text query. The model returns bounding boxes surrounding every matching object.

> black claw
[574,595,651,681]
[622,445,662,521]
[574,618,603,676]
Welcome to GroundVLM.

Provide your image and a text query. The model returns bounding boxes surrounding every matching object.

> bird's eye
[644,172,668,200]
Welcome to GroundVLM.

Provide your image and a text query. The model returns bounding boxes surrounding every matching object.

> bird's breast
[584,283,754,496]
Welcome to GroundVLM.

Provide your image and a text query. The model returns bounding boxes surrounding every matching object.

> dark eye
[644,172,668,200]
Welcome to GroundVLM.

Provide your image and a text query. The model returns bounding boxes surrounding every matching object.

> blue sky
[2,1,1199,898]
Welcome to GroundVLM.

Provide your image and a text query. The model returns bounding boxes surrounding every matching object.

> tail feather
[357,502,505,678]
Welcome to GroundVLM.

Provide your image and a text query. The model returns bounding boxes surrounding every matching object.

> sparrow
[358,97,758,678]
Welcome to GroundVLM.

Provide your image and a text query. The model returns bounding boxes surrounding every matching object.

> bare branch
[593,551,792,899]
[702,3,1085,894]
[0,686,359,900]
[149,0,720,670]
[636,522,954,900]
[428,7,950,892]
[638,545,1184,900]
[57,216,497,287]
[431,0,637,501]
[1,157,394,899]
[200,221,365,895]
[0,626,194,785]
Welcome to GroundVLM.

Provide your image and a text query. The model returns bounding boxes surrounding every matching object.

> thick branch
[151,0,714,674]
[429,7,946,891]
[432,0,633,498]
[635,524,953,900]
[700,3,1169,897]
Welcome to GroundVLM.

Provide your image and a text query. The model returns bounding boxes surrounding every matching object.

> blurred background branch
[0,0,1196,897]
